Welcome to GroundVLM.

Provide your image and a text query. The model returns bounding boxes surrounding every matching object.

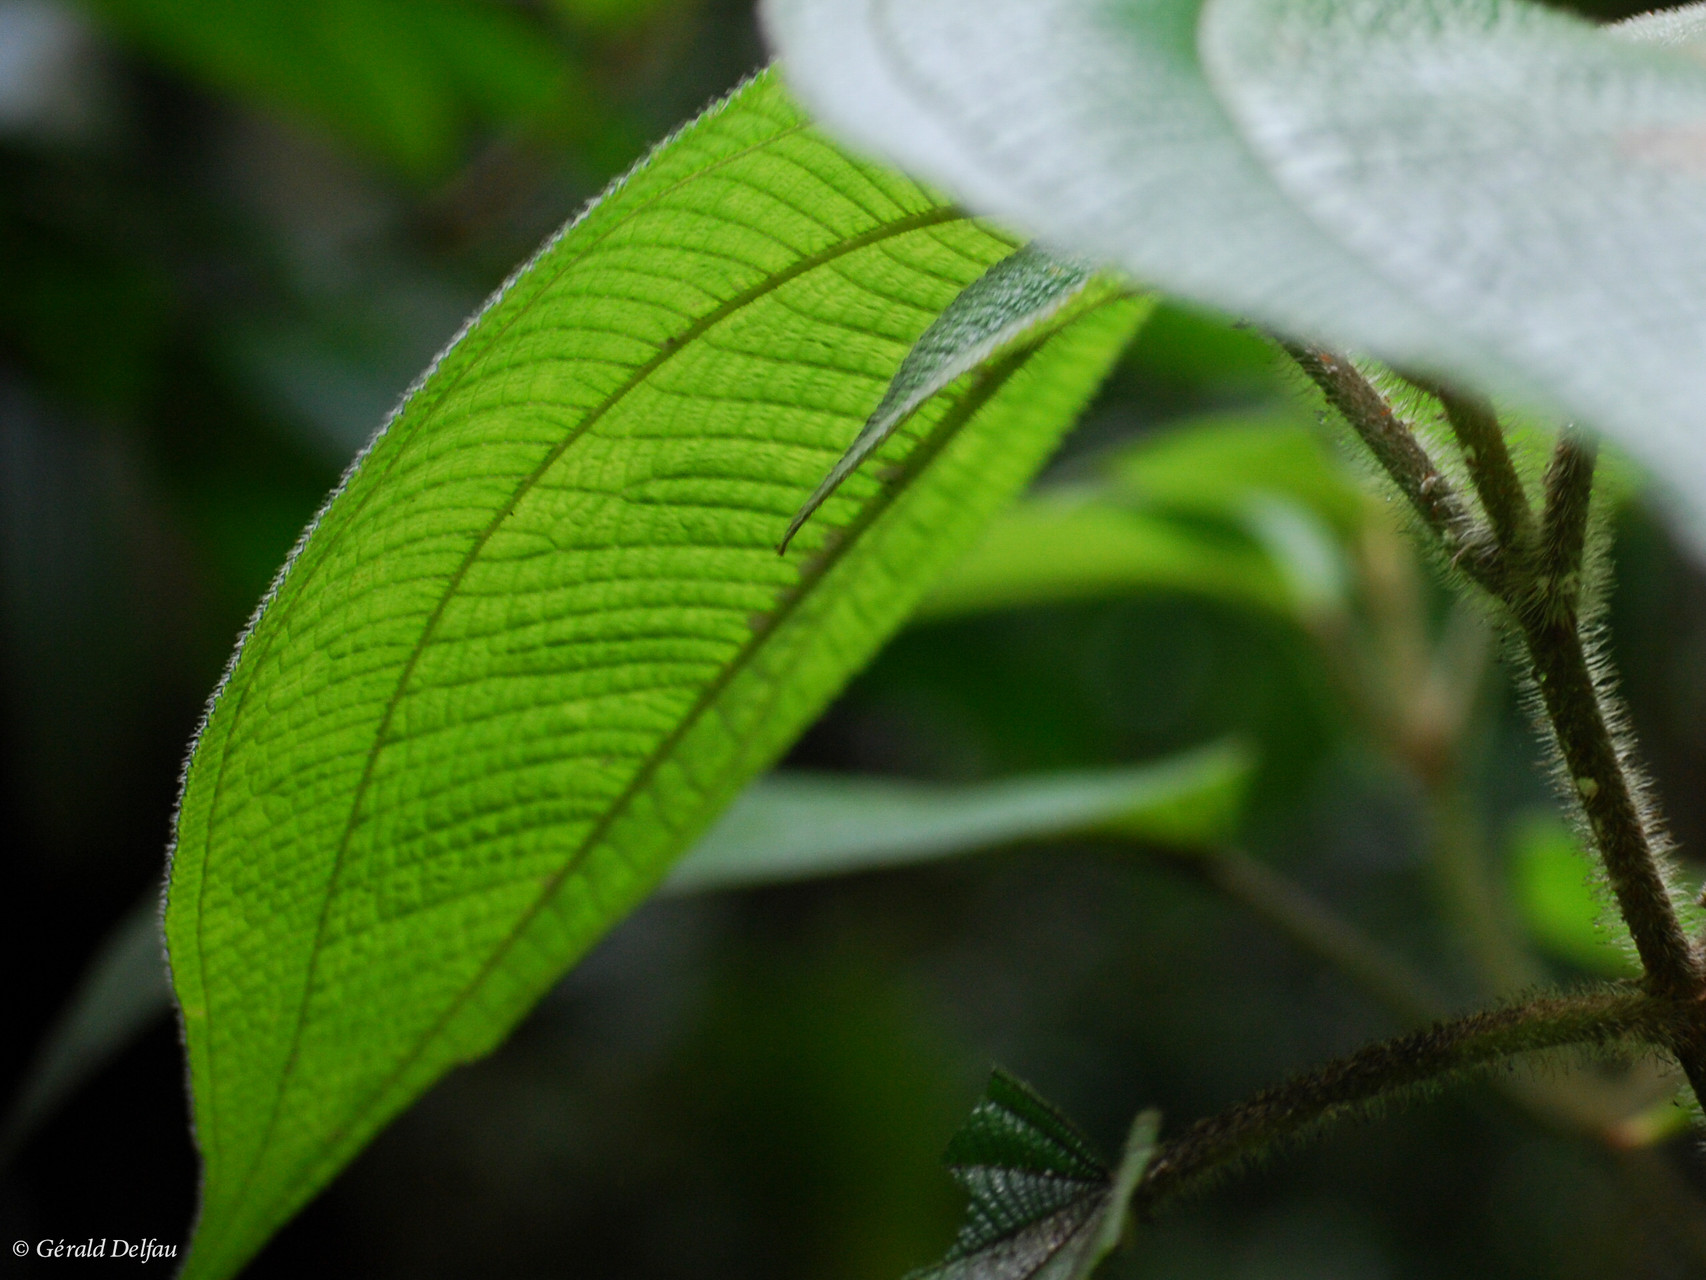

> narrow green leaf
[783,244,1102,549]
[665,743,1251,893]
[165,71,1147,1278]
[912,1070,1158,1280]
[763,0,1706,545]
[1,892,170,1159]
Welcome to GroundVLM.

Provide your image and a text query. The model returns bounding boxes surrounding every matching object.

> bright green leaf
[784,244,1103,549]
[763,0,1706,545]
[666,743,1251,893]
[912,1070,1158,1280]
[165,71,1146,1278]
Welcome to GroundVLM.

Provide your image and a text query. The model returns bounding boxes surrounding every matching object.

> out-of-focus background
[5,1,1706,1276]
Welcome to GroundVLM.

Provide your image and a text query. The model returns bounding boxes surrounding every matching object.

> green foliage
[763,0,1706,544]
[924,410,1357,623]
[1511,814,1639,978]
[20,0,1706,1272]
[785,244,1102,548]
[667,743,1250,892]
[78,0,569,177]
[910,1070,1157,1280]
[162,70,1145,1277]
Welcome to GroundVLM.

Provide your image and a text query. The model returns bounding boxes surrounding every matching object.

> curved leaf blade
[1,892,170,1159]
[763,0,1706,544]
[783,243,1101,548]
[166,71,1146,1278]
[1200,0,1706,540]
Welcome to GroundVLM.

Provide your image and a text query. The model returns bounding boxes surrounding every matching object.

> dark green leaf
[80,0,568,177]
[784,244,1104,549]
[912,1070,1158,1280]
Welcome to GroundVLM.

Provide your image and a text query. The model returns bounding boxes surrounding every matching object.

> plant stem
[1536,428,1597,618]
[1182,848,1446,1025]
[1133,987,1675,1215]
[1280,342,1499,590]
[1282,341,1706,1105]
[1427,382,1536,556]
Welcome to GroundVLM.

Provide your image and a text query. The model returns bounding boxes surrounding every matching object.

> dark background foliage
[5,1,1706,1276]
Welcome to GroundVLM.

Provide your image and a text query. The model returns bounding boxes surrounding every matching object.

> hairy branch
[1430,383,1537,557]
[1282,342,1706,1102]
[1281,342,1499,589]
[1535,428,1597,620]
[1134,987,1676,1215]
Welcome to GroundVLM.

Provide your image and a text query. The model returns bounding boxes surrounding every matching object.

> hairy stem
[1535,428,1597,618]
[1283,342,1706,1105]
[1133,988,1674,1215]
[1281,342,1499,590]
[1520,615,1696,996]
[1428,382,1537,556]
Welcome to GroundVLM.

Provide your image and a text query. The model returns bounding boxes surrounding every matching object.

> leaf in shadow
[912,1070,1158,1280]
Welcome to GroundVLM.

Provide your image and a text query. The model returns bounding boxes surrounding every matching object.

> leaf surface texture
[165,71,1145,1278]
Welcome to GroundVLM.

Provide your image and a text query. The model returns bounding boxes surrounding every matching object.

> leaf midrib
[196,205,978,1264]
[266,339,1051,1245]
[181,109,817,1188]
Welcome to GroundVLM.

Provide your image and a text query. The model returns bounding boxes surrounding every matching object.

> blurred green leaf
[165,71,1146,1278]
[2,891,170,1159]
[78,0,569,177]
[1106,410,1362,534]
[918,492,1292,623]
[548,0,683,37]
[5,746,1233,1163]
[911,1070,1157,1280]
[1511,814,1637,978]
[922,412,1358,623]
[785,243,1105,549]
[666,743,1251,893]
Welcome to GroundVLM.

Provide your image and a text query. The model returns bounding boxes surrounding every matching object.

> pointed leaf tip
[784,245,1101,550]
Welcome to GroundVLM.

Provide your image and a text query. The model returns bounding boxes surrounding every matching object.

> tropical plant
[13,0,1706,1276]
